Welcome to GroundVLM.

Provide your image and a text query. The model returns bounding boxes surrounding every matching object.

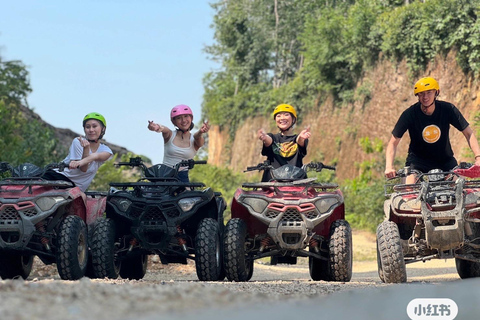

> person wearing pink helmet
[148,104,210,182]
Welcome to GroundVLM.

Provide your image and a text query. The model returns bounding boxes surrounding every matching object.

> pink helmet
[170,104,193,121]
[170,104,194,130]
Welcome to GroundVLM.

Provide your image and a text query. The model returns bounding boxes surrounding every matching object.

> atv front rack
[110,181,205,190]
[242,178,337,189]
[0,180,74,193]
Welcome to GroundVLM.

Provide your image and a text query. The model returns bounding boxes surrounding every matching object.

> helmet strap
[176,128,190,139]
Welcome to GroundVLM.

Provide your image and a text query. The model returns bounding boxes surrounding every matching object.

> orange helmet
[413,77,439,96]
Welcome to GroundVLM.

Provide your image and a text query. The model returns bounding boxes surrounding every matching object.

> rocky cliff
[207,51,480,180]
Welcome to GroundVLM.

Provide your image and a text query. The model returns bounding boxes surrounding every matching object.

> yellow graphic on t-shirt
[422,125,441,143]
[273,141,298,158]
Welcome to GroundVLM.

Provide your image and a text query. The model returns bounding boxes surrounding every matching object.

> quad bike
[223,161,352,282]
[378,163,480,283]
[0,161,106,280]
[90,157,226,281]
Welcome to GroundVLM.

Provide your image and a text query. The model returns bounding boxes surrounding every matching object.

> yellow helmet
[273,104,297,120]
[413,77,439,96]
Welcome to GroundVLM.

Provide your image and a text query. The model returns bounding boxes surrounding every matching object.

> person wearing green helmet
[385,77,480,184]
[257,104,311,182]
[43,112,113,192]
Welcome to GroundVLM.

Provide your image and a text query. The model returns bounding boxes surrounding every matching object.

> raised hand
[200,120,210,133]
[298,126,311,140]
[148,120,163,132]
[258,128,267,141]
[77,136,90,148]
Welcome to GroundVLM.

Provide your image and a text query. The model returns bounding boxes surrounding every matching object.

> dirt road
[0,230,470,320]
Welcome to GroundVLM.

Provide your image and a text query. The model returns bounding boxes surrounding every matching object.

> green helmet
[83,112,106,127]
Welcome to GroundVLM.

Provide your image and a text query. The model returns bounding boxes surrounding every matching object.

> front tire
[328,220,353,282]
[376,221,406,283]
[0,253,34,279]
[120,254,148,280]
[455,258,480,279]
[91,217,120,279]
[56,215,88,280]
[223,218,253,282]
[195,218,222,281]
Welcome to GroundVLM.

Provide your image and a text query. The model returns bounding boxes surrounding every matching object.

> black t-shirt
[392,100,468,164]
[261,133,308,181]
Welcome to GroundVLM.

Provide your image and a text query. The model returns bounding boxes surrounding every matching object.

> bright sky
[0,0,218,164]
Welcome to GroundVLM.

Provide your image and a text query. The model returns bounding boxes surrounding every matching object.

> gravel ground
[0,231,467,320]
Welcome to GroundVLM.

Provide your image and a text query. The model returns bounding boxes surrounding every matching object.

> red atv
[224,161,352,282]
[378,163,480,283]
[0,162,106,280]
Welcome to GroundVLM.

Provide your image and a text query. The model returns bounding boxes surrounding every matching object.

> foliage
[205,0,480,130]
[341,136,387,232]
[189,163,245,220]
[0,100,60,166]
[343,178,385,233]
[89,153,142,191]
[0,58,31,105]
[375,0,480,75]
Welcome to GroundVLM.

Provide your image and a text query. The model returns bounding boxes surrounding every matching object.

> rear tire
[223,218,253,282]
[376,221,406,283]
[195,218,222,281]
[455,258,480,279]
[0,253,33,279]
[91,218,120,279]
[57,215,88,280]
[120,254,148,280]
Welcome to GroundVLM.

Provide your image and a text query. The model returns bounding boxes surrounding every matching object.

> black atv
[89,157,226,281]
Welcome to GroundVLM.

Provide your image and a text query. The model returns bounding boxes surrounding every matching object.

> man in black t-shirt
[258,104,311,182]
[385,77,480,183]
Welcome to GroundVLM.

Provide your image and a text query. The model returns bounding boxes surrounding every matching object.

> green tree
[1,52,60,165]
[89,153,142,191]
[0,59,31,105]
[0,100,60,165]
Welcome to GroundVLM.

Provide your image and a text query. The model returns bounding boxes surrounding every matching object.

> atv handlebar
[303,162,335,172]
[46,162,68,172]
[244,161,336,173]
[245,161,272,172]
[0,161,68,178]
[174,159,207,171]
[115,157,207,172]
[386,163,479,183]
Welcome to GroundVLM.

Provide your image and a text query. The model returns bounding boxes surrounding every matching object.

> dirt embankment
[208,52,480,180]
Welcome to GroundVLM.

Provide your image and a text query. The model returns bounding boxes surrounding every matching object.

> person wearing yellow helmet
[43,112,113,192]
[147,104,210,182]
[385,77,480,183]
[257,104,311,181]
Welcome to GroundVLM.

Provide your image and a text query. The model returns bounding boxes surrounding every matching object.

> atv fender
[384,199,393,221]
[85,194,107,226]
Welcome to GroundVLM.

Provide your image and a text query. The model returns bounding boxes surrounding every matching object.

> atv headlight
[315,198,338,214]
[242,197,268,213]
[178,197,202,212]
[36,196,65,211]
[110,197,132,212]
